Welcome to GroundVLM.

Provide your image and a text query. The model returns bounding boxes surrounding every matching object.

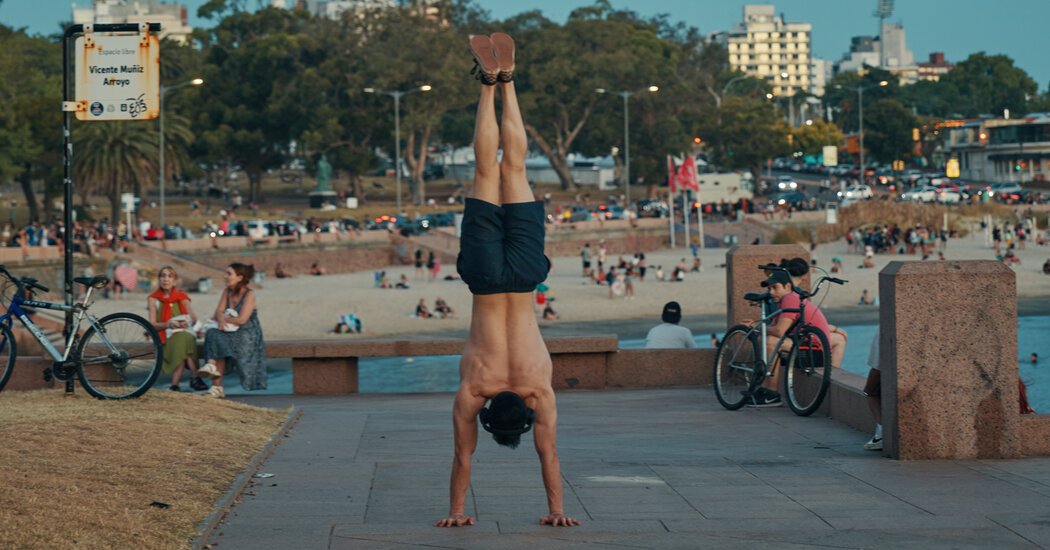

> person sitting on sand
[274,262,292,279]
[396,274,411,289]
[434,297,455,318]
[542,302,559,320]
[415,298,432,318]
[310,261,326,276]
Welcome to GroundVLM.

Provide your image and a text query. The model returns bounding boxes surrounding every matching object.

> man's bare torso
[459,293,552,403]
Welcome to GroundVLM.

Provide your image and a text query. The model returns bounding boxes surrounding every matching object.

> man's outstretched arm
[533,392,580,527]
[436,388,484,527]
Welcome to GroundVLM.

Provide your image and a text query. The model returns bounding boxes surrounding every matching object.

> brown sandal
[468,35,499,85]
[490,32,515,82]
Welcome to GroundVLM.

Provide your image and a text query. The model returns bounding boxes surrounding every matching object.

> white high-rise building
[304,0,395,20]
[71,0,193,44]
[879,22,914,70]
[710,4,812,97]
[810,58,831,97]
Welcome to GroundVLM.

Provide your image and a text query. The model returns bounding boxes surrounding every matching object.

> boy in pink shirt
[748,269,846,407]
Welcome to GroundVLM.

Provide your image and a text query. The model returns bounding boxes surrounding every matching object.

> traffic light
[912,128,920,141]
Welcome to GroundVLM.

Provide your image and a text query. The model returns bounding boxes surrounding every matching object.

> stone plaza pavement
[206,388,1050,549]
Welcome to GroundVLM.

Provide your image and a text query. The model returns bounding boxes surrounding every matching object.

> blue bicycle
[0,265,162,399]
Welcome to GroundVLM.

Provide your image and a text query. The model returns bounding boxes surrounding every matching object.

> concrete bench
[265,336,625,395]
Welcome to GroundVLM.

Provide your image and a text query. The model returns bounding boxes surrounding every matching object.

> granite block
[292,357,358,395]
[725,244,809,329]
[880,260,1020,459]
[606,348,713,387]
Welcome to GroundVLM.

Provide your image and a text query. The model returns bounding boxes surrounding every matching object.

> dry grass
[0,390,287,550]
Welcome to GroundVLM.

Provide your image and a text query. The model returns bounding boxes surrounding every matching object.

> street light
[836,80,888,180]
[595,85,659,206]
[717,74,750,108]
[158,77,203,230]
[364,84,432,215]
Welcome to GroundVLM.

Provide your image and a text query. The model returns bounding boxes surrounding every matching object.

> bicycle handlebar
[0,264,49,296]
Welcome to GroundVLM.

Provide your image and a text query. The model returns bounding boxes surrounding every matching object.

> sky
[3,0,1049,91]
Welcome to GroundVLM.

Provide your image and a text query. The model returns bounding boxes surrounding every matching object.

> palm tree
[158,113,195,190]
[75,121,159,224]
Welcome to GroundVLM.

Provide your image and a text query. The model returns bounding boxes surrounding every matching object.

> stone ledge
[265,335,618,359]
[1020,415,1050,456]
[607,348,713,387]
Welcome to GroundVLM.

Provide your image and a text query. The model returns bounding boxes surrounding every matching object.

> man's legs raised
[472,84,500,205]
[498,81,533,204]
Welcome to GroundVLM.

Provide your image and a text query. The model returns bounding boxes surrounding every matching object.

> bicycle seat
[75,276,110,289]
[744,291,771,303]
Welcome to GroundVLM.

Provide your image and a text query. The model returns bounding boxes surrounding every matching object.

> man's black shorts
[457,198,550,295]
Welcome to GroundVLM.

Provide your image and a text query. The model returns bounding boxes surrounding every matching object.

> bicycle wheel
[783,325,832,416]
[75,313,162,399]
[0,323,17,392]
[714,325,761,410]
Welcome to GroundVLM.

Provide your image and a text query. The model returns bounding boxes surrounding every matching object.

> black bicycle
[714,265,846,416]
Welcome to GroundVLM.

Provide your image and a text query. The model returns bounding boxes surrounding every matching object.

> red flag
[677,156,700,192]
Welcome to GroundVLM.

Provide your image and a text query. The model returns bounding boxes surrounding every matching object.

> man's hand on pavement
[540,513,580,527]
[434,513,475,528]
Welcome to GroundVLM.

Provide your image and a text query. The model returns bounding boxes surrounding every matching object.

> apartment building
[710,4,812,97]
[918,52,954,82]
[72,0,193,43]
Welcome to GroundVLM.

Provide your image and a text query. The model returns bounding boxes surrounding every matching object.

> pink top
[776,291,831,341]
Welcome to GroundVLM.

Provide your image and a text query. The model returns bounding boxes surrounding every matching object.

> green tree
[940,53,1037,117]
[361,7,474,206]
[703,96,789,175]
[862,99,916,164]
[506,4,681,190]
[195,8,324,202]
[791,120,843,157]
[0,25,63,222]
[75,121,159,224]
[825,68,898,134]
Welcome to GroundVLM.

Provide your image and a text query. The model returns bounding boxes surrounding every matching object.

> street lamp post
[836,80,888,180]
[364,85,432,216]
[596,85,659,207]
[717,74,750,108]
[158,78,203,230]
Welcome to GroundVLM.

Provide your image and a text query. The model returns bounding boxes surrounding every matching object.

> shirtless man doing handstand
[434,33,579,529]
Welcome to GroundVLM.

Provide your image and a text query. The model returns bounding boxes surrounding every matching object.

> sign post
[62,23,159,381]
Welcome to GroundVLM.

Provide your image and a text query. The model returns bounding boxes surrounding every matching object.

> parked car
[635,199,669,218]
[566,205,592,222]
[900,186,939,202]
[776,175,798,190]
[770,191,808,208]
[902,169,923,184]
[917,172,948,186]
[901,186,961,203]
[986,182,1023,198]
[874,170,896,185]
[837,184,873,200]
[594,204,626,220]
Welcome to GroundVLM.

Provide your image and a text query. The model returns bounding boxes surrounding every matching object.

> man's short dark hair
[661,301,682,324]
[479,391,535,449]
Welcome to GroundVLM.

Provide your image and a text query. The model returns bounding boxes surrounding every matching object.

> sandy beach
[89,228,1050,341]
